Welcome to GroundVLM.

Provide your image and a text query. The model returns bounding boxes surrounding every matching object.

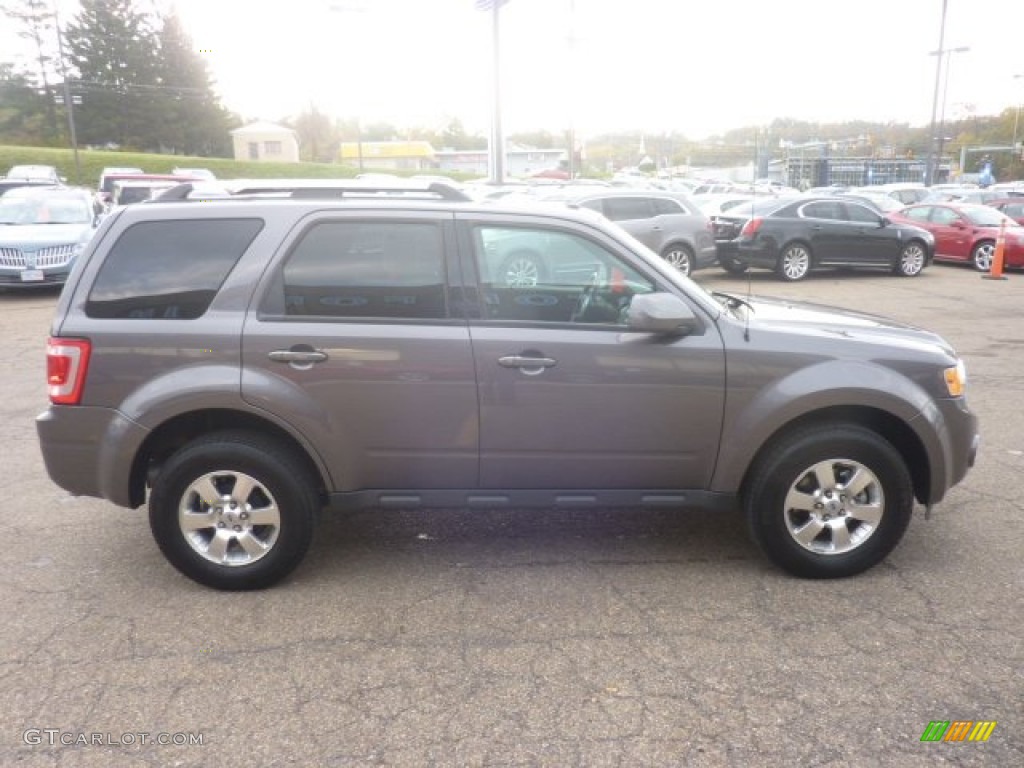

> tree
[153,9,231,156]
[1,0,60,141]
[63,0,160,149]
[291,105,339,163]
[0,63,50,144]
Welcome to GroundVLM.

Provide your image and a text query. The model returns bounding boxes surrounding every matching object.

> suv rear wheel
[745,423,913,578]
[661,244,694,276]
[149,431,318,590]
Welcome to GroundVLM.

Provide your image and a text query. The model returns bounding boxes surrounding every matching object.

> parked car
[112,178,186,207]
[986,197,1024,225]
[710,196,799,274]
[888,202,1024,271]
[873,183,929,205]
[98,172,198,207]
[0,186,101,289]
[732,196,934,281]
[922,188,1002,205]
[0,178,59,196]
[5,164,63,184]
[171,167,216,181]
[541,188,718,276]
[97,167,144,204]
[35,180,978,589]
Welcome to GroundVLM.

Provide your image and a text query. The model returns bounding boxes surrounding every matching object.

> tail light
[46,338,91,405]
[740,217,764,237]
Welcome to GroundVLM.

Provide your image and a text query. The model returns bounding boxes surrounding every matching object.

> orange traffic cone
[983,219,1008,280]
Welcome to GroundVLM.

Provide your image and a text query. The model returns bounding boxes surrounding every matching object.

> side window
[280,221,446,319]
[604,197,654,222]
[801,201,843,220]
[932,207,960,226]
[86,218,262,319]
[578,199,603,214]
[652,197,685,215]
[845,203,881,224]
[472,225,655,325]
[904,206,932,223]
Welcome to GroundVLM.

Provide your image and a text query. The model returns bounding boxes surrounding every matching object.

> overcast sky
[15,1,1024,139]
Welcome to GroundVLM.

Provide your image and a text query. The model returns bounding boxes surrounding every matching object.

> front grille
[0,247,22,267]
[0,244,76,268]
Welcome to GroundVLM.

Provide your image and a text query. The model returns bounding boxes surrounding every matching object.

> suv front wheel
[149,431,319,590]
[745,423,914,578]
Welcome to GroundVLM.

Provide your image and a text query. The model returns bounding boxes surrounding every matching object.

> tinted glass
[845,203,881,224]
[86,219,261,319]
[801,201,844,220]
[604,197,653,221]
[903,206,931,223]
[282,221,446,319]
[652,197,684,215]
[472,225,655,325]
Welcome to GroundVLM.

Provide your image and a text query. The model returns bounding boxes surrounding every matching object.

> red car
[988,197,1024,225]
[888,202,1024,271]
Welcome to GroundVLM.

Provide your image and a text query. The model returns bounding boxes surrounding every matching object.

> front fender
[710,359,945,494]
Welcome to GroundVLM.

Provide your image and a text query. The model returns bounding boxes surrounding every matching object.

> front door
[459,215,726,491]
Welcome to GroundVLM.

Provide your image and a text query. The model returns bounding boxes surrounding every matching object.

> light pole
[52,1,80,185]
[924,0,948,187]
[934,45,969,184]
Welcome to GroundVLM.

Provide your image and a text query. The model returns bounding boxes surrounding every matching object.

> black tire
[776,242,812,281]
[970,241,994,272]
[745,423,914,578]
[719,255,749,275]
[894,241,927,276]
[149,431,319,590]
[661,244,694,276]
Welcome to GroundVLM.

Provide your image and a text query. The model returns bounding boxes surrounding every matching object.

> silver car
[0,186,100,289]
[541,189,718,277]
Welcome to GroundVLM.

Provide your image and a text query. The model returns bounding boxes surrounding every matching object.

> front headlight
[943,359,967,397]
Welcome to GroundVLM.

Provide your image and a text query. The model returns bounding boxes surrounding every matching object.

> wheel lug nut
[233,525,242,532]
[217,522,225,528]
[240,512,249,520]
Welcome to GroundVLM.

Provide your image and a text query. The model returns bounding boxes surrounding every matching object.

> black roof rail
[150,178,472,203]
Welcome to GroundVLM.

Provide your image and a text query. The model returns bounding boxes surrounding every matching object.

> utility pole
[52,1,80,185]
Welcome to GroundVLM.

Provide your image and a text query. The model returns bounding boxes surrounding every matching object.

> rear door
[242,210,479,492]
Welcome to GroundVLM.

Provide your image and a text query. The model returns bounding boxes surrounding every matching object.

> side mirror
[879,216,891,227]
[626,292,700,335]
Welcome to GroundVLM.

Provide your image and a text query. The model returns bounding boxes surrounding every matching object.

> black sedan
[730,197,934,281]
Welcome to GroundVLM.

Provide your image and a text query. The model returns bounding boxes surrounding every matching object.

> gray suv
[540,189,718,277]
[36,181,979,590]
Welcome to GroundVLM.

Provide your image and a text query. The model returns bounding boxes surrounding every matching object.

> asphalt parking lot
[1,263,1021,767]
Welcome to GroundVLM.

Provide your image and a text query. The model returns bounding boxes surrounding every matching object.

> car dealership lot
[1,265,1021,767]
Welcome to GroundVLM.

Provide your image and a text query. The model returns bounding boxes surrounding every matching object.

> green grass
[0,145,463,188]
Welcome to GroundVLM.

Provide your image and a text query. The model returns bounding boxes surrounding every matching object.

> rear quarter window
[85,218,262,319]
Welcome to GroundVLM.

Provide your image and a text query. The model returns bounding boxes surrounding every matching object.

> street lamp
[934,45,969,184]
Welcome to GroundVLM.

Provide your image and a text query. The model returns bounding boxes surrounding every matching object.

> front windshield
[0,196,90,225]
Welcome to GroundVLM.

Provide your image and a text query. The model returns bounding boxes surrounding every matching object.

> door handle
[498,355,557,373]
[269,349,328,364]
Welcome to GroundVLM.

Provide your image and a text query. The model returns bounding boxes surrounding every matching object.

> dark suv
[36,181,979,590]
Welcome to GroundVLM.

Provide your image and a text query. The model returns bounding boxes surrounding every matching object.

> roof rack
[152,178,471,203]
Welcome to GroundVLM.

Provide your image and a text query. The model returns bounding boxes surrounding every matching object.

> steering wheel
[570,282,599,323]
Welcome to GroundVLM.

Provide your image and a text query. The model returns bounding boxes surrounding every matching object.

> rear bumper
[36,405,150,508]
